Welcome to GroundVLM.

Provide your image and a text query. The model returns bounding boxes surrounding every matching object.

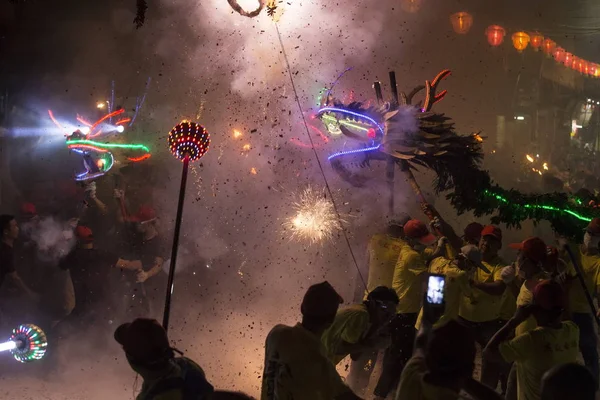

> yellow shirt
[567,247,600,314]
[499,321,580,400]
[415,257,471,329]
[321,304,371,365]
[261,323,350,400]
[499,285,517,321]
[515,273,548,336]
[459,256,505,322]
[366,234,406,294]
[393,245,429,314]
[395,353,460,400]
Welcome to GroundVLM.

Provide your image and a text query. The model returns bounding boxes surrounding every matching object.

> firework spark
[284,187,343,244]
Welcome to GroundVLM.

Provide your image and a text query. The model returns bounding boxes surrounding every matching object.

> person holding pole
[563,218,600,385]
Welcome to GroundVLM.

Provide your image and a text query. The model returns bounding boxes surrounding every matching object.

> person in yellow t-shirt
[458,225,507,389]
[415,244,486,330]
[500,237,550,400]
[508,237,551,336]
[484,280,580,400]
[396,316,503,400]
[366,214,412,294]
[322,287,399,396]
[261,282,362,400]
[563,218,600,386]
[374,219,437,399]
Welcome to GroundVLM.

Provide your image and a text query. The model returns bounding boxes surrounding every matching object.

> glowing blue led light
[327,145,381,161]
[318,107,384,135]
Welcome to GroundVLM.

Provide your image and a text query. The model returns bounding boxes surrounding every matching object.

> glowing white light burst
[284,187,343,244]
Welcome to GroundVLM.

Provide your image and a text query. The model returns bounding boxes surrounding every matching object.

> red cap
[509,237,547,264]
[20,202,37,217]
[587,218,600,235]
[75,226,93,242]
[533,280,566,310]
[481,225,502,241]
[131,205,156,223]
[403,219,436,245]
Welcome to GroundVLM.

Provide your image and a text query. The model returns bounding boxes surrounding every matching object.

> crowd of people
[1,179,600,400]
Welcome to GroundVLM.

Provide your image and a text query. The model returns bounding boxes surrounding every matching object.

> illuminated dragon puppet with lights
[318,69,600,239]
[51,108,151,182]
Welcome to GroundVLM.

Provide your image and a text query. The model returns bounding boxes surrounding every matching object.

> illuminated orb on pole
[485,25,506,47]
[168,120,210,162]
[163,120,210,332]
[450,12,473,34]
[511,32,530,52]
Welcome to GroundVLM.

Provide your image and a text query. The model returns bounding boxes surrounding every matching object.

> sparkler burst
[284,187,343,244]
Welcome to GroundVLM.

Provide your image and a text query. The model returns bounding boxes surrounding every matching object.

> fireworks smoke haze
[0,0,560,398]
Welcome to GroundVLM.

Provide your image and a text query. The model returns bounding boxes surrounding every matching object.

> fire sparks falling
[284,187,343,244]
[526,154,535,163]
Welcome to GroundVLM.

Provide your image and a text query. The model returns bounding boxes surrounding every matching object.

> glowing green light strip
[67,139,150,152]
[483,190,592,222]
[321,114,371,132]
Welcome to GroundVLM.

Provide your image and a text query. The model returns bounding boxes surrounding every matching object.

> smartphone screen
[426,274,446,305]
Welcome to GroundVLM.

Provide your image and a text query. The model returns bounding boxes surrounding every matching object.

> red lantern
[450,12,473,34]
[552,47,565,63]
[511,32,530,52]
[581,60,589,75]
[530,32,544,51]
[542,39,556,56]
[564,52,573,66]
[571,56,579,70]
[591,64,598,77]
[486,25,506,47]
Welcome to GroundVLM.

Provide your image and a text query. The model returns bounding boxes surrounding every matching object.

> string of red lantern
[480,24,600,78]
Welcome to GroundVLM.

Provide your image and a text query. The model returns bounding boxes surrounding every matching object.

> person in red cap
[373,219,441,399]
[506,237,552,333]
[58,225,145,325]
[561,217,600,386]
[114,318,214,399]
[114,189,167,316]
[261,281,361,400]
[457,225,509,390]
[484,280,580,400]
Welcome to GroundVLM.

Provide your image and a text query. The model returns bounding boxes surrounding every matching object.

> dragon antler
[422,69,451,112]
